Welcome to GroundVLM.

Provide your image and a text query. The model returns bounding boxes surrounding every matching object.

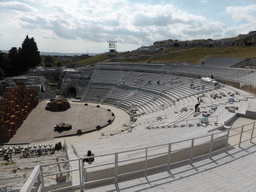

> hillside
[77,53,111,67]
[149,46,256,64]
[76,46,256,67]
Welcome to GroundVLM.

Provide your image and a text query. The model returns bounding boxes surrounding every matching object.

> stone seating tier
[202,57,245,68]
[91,70,128,84]
[84,87,112,102]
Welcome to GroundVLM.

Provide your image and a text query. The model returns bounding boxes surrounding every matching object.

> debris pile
[45,98,70,112]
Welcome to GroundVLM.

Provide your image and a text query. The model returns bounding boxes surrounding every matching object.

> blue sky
[1,0,256,53]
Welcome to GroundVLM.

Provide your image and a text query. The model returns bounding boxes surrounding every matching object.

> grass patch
[165,47,180,52]
[74,46,256,66]
[150,46,256,64]
[77,53,111,67]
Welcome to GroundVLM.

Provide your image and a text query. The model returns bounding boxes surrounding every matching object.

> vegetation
[0,52,11,79]
[48,82,59,91]
[149,46,256,64]
[44,55,54,64]
[2,35,41,76]
[40,55,64,67]
[0,68,5,80]
[44,63,53,68]
[77,53,110,67]
[2,35,256,78]
[20,35,41,69]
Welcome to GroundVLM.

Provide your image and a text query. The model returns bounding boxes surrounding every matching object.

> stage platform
[6,100,114,144]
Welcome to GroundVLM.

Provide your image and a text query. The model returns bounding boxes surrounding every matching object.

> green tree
[44,55,54,64]
[56,61,62,67]
[40,56,45,66]
[20,35,41,69]
[0,68,5,80]
[8,47,21,73]
[45,63,53,68]
[0,51,11,76]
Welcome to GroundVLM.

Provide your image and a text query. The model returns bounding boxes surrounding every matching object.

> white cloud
[2,0,255,53]
[0,1,34,12]
[225,4,256,34]
[43,36,57,40]
[17,1,233,47]
[226,4,256,22]
[200,0,208,4]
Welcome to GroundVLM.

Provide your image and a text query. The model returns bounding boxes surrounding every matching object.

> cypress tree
[20,35,41,69]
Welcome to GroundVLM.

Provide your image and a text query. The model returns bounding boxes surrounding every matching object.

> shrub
[45,63,53,68]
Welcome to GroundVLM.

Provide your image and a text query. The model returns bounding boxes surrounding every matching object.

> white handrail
[20,165,41,192]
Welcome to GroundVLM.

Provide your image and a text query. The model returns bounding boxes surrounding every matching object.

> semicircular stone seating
[81,69,253,134]
[71,65,256,190]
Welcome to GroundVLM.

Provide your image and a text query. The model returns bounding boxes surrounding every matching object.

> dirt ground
[7,101,114,144]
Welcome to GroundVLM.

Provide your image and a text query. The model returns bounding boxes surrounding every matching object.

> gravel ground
[0,147,68,192]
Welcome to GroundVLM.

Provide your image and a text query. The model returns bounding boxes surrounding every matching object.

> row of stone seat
[83,70,249,131]
[73,121,226,177]
[150,85,247,129]
[84,87,112,102]
[202,57,246,68]
[103,87,172,116]
[84,77,215,122]
[172,65,248,79]
[236,71,256,86]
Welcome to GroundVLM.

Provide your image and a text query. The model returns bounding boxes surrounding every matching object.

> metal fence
[21,121,256,192]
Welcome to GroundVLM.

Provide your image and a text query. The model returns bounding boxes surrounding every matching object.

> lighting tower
[107,41,118,56]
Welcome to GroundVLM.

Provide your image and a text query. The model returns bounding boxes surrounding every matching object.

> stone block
[228,108,236,113]
[202,112,210,117]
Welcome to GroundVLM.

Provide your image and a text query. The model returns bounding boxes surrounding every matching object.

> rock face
[0,82,39,142]
[45,98,70,112]
[153,31,256,48]
[235,31,256,46]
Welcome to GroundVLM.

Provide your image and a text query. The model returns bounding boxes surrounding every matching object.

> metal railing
[21,121,256,192]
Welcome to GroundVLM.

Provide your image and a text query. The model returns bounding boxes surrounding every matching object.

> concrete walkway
[81,142,256,192]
